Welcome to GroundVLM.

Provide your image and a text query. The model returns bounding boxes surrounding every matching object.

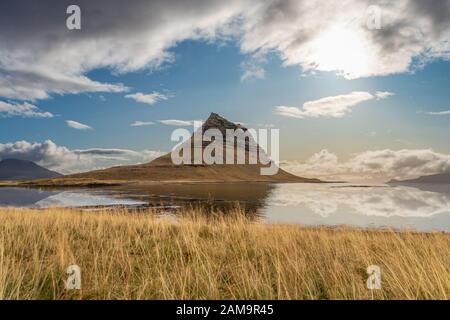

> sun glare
[310,26,372,79]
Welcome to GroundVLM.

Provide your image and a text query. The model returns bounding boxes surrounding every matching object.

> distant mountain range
[0,159,61,180]
[389,172,450,185]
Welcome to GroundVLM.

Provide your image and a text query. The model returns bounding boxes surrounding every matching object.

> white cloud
[426,110,450,115]
[240,0,450,79]
[0,140,78,170]
[275,91,393,119]
[0,71,128,101]
[0,140,165,173]
[159,119,194,126]
[0,101,54,118]
[0,1,448,101]
[66,120,93,130]
[282,149,450,182]
[375,91,395,99]
[130,121,155,127]
[125,92,170,105]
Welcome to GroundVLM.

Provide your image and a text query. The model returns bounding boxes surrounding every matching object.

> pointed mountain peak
[202,112,245,133]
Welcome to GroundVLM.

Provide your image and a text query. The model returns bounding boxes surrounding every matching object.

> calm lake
[1,183,449,232]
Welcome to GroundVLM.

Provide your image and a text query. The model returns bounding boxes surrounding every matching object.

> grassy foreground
[0,208,448,300]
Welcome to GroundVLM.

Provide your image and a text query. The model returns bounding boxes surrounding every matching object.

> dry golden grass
[0,207,448,300]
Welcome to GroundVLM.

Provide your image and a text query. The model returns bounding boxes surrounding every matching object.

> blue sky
[0,0,449,181]
[2,40,450,160]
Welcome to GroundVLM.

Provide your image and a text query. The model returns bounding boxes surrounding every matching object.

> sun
[309,25,373,79]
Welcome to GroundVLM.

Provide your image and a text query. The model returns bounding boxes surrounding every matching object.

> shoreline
[0,178,337,190]
[2,205,448,235]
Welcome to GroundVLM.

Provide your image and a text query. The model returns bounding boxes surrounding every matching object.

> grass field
[0,207,448,300]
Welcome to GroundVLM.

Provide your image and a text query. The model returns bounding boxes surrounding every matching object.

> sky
[0,0,449,182]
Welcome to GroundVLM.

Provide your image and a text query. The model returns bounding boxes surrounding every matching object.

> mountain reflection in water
[1,183,449,232]
[0,187,145,208]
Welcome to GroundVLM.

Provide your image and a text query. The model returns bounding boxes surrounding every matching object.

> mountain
[389,172,450,185]
[60,113,321,183]
[0,159,62,180]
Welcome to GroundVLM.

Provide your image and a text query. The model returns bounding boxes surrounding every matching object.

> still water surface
[1,183,449,232]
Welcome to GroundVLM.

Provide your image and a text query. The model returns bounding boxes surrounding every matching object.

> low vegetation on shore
[0,178,124,188]
[0,207,448,300]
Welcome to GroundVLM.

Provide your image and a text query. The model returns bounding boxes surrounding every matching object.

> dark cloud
[411,0,450,34]
[0,0,245,100]
[0,0,449,100]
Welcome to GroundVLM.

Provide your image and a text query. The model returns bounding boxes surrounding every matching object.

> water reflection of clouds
[34,192,145,208]
[266,185,450,218]
[2,184,449,231]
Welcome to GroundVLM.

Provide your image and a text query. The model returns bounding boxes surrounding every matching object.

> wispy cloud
[426,110,450,116]
[375,91,395,100]
[66,120,93,130]
[0,101,54,118]
[275,91,393,119]
[159,119,194,126]
[125,92,170,105]
[130,121,155,127]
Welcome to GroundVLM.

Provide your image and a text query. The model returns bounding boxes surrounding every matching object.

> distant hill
[389,172,450,185]
[0,159,62,181]
[58,113,321,184]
